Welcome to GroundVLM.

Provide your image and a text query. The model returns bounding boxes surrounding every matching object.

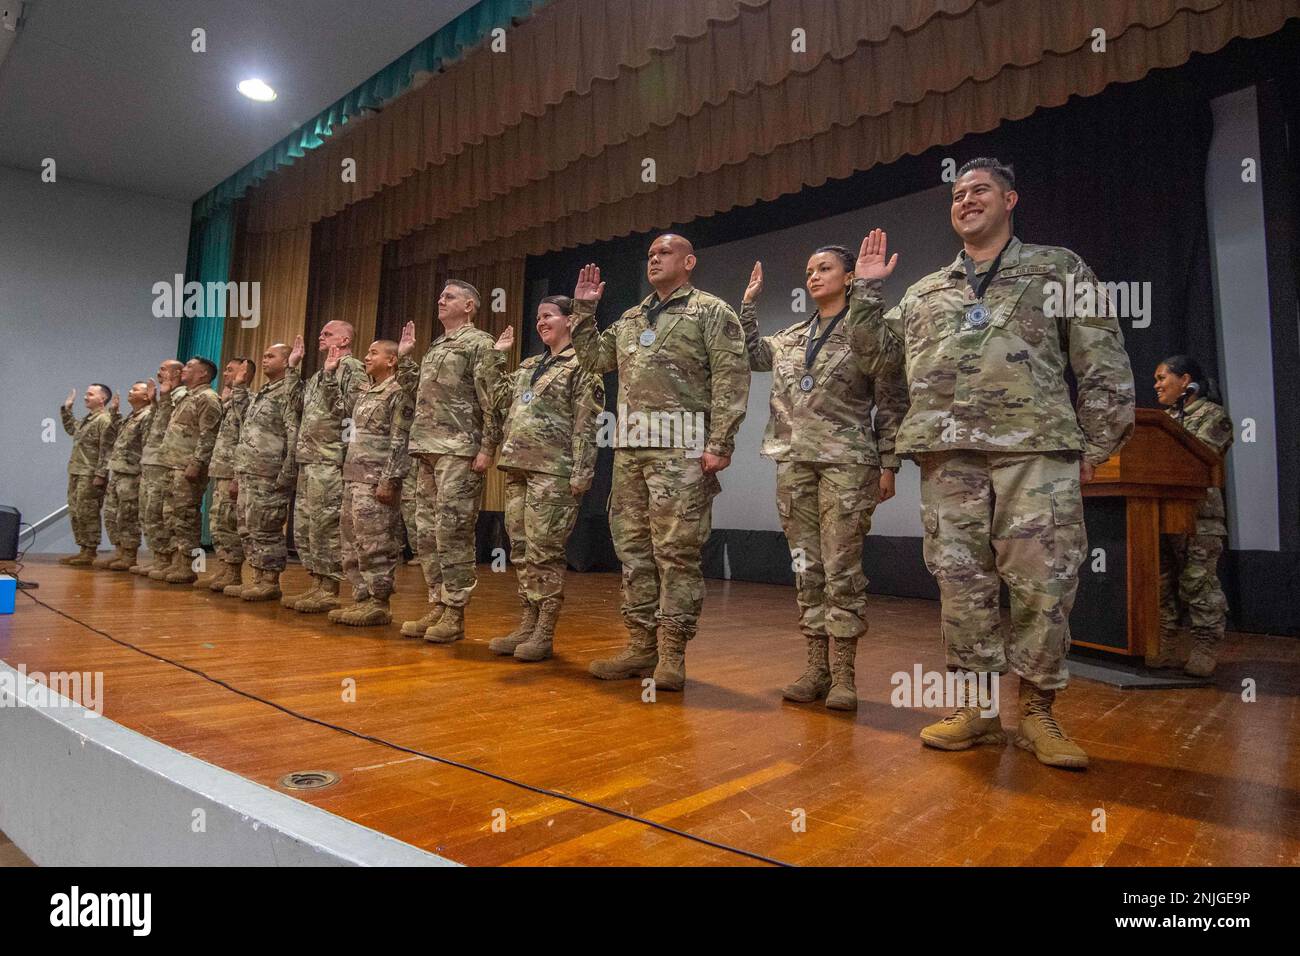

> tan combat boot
[147,550,175,580]
[337,597,392,627]
[92,548,120,569]
[295,577,342,614]
[130,551,156,575]
[241,568,282,602]
[489,599,540,655]
[514,599,559,662]
[920,672,1007,751]
[825,637,859,711]
[166,550,198,584]
[781,636,831,703]
[67,546,98,567]
[58,551,81,565]
[110,547,137,571]
[222,563,249,597]
[652,627,689,692]
[589,626,658,680]
[1184,628,1221,678]
[282,573,320,609]
[425,605,465,644]
[1145,629,1188,670]
[1016,681,1089,770]
[203,560,236,592]
[328,593,365,623]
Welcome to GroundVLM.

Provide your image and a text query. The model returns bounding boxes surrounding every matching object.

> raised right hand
[64,389,76,409]
[494,326,515,353]
[743,261,763,304]
[288,334,305,368]
[573,264,605,305]
[398,321,416,358]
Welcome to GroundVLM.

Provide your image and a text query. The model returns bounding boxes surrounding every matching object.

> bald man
[570,235,750,691]
[132,359,185,575]
[282,320,367,613]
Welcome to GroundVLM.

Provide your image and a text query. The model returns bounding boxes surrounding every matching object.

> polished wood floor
[2,554,1297,866]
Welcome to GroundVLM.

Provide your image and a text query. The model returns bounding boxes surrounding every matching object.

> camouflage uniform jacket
[570,284,750,456]
[1170,396,1234,536]
[60,407,115,478]
[233,376,300,483]
[157,386,223,471]
[327,371,414,486]
[140,385,186,468]
[292,355,367,466]
[740,300,906,468]
[106,405,153,476]
[208,386,251,480]
[398,323,504,458]
[857,237,1135,464]
[493,345,605,483]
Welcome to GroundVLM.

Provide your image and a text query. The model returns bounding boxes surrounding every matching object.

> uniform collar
[947,235,1023,278]
[436,322,477,343]
[641,284,694,313]
[257,377,286,395]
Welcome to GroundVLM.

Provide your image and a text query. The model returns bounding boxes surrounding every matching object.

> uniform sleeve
[96,413,119,478]
[569,299,619,375]
[474,342,506,457]
[338,357,369,421]
[60,406,77,437]
[1189,405,1234,457]
[847,278,905,380]
[396,354,421,399]
[228,385,251,429]
[276,381,303,486]
[322,367,360,418]
[703,301,750,458]
[871,360,909,471]
[191,394,225,468]
[1065,259,1136,465]
[738,301,774,372]
[382,388,416,482]
[570,369,606,488]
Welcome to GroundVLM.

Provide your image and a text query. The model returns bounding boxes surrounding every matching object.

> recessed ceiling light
[237,78,277,102]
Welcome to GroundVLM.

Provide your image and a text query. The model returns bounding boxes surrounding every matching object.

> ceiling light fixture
[237,78,277,102]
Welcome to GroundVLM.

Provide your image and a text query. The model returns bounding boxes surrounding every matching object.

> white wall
[0,166,190,553]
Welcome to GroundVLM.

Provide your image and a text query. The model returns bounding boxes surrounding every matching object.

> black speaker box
[0,506,20,561]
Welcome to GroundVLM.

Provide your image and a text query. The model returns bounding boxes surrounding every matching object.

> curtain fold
[221,223,312,382]
[177,206,233,362]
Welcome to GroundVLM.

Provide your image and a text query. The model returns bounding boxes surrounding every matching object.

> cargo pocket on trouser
[1049,489,1087,582]
[920,506,942,578]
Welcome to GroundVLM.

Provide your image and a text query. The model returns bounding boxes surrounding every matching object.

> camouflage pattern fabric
[106,406,152,476]
[1169,397,1234,536]
[162,467,206,560]
[210,477,242,563]
[233,376,300,571]
[140,385,186,468]
[138,464,171,556]
[503,470,581,604]
[65,474,105,549]
[493,345,604,483]
[341,481,403,602]
[60,406,115,478]
[413,453,483,608]
[398,323,504,458]
[104,472,141,551]
[207,386,250,480]
[293,464,344,580]
[234,473,291,571]
[1159,534,1227,640]
[157,387,223,472]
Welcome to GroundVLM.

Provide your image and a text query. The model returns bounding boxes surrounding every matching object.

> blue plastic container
[0,575,14,614]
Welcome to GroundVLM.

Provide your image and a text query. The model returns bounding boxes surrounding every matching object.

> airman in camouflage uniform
[1152,357,1234,677]
[58,384,116,565]
[852,160,1134,770]
[225,344,300,602]
[738,246,907,710]
[283,321,367,613]
[486,296,604,662]
[133,360,184,575]
[322,341,414,627]
[152,358,223,585]
[395,280,505,644]
[570,235,751,691]
[98,383,153,571]
[197,357,255,593]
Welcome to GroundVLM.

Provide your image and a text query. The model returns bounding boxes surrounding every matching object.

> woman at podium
[1152,355,1234,677]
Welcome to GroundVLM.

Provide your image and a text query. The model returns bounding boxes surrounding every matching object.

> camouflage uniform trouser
[162,468,205,561]
[918,450,1085,691]
[104,472,141,550]
[66,474,104,549]
[1159,533,1227,639]
[139,464,171,555]
[776,460,880,640]
[210,477,243,564]
[235,473,290,571]
[503,469,580,604]
[294,463,343,581]
[401,478,418,558]
[609,448,718,639]
[341,480,403,602]
[414,453,482,607]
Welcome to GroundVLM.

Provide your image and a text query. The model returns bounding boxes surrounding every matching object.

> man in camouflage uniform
[132,360,184,575]
[96,382,153,571]
[322,340,414,627]
[395,280,505,643]
[738,247,907,710]
[283,321,367,613]
[852,160,1135,770]
[225,344,300,602]
[58,383,116,565]
[196,357,255,592]
[1152,357,1234,677]
[486,297,604,662]
[570,235,751,691]
[152,358,223,585]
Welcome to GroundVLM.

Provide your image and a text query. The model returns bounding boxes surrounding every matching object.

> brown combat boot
[1184,628,1221,678]
[589,626,658,680]
[295,577,342,614]
[148,550,175,580]
[920,671,1007,751]
[241,568,282,602]
[1145,629,1188,670]
[222,563,249,597]
[1015,681,1089,770]
[489,599,539,655]
[67,546,98,567]
[282,573,320,609]
[515,599,560,662]
[652,626,689,692]
[130,552,156,575]
[110,547,137,571]
[781,636,832,703]
[825,637,859,711]
[203,560,237,592]
[166,550,198,584]
[92,548,120,569]
[336,597,392,627]
[402,604,445,638]
[425,605,465,644]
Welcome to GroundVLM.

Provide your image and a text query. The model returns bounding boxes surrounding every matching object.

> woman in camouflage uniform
[739,246,907,710]
[488,296,604,662]
[1152,355,1234,677]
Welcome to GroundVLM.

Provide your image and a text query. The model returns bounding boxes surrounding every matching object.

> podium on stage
[1072,408,1226,658]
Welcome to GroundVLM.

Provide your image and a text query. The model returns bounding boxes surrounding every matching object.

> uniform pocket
[1050,489,1084,526]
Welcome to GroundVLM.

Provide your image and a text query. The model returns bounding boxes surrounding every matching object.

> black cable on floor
[19,588,792,868]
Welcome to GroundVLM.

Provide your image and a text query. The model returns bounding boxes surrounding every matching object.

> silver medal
[963,303,991,330]
[520,389,534,404]
[799,374,815,393]
[639,329,657,347]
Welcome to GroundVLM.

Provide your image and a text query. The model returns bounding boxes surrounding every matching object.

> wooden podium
[1075,408,1225,658]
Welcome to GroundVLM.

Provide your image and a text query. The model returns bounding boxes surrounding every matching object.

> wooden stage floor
[3,555,1298,866]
